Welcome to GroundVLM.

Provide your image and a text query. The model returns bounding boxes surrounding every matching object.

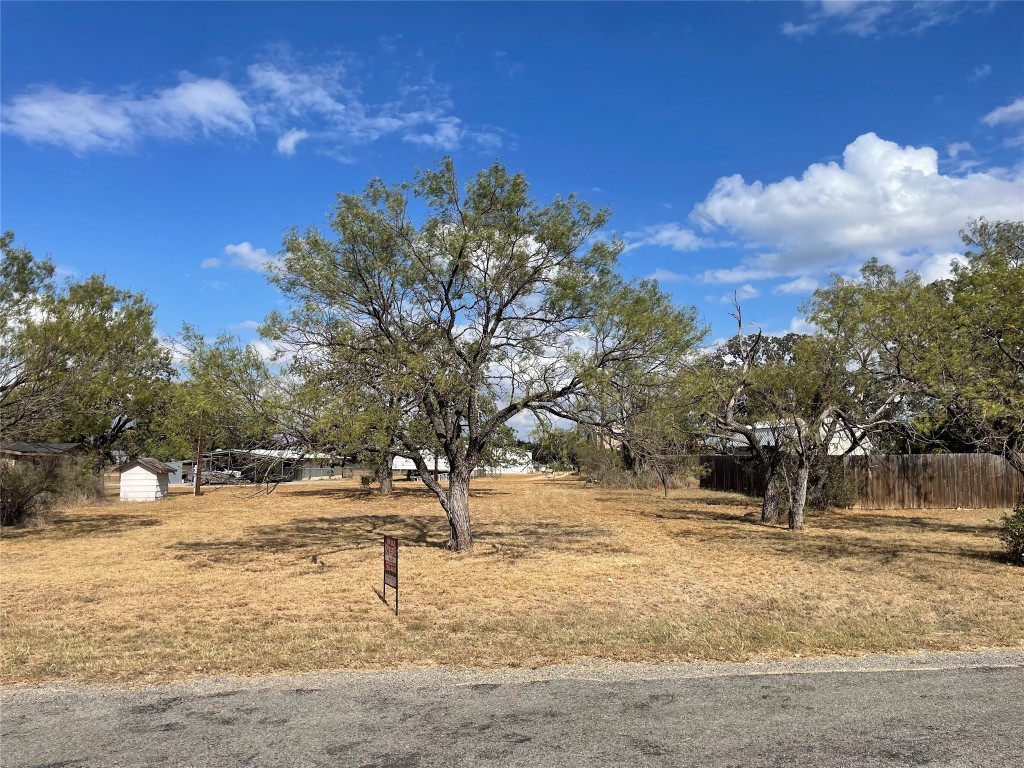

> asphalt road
[2,650,1023,767]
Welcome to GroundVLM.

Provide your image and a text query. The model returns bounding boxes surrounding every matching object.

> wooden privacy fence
[701,453,1023,510]
[844,454,1023,510]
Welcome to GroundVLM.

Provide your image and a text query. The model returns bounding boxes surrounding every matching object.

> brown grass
[2,475,1021,686]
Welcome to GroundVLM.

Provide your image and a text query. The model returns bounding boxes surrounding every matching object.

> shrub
[0,458,106,527]
[807,457,858,510]
[998,495,1024,566]
[0,462,60,527]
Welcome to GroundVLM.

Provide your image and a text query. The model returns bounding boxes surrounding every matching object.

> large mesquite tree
[808,219,1024,481]
[267,159,702,551]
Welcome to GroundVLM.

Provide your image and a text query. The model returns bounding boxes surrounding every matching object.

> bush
[0,462,60,526]
[807,457,858,510]
[0,458,106,527]
[998,496,1024,566]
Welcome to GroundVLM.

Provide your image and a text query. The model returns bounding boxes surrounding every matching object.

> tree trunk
[760,461,785,524]
[378,452,395,494]
[789,456,809,530]
[660,470,669,498]
[445,469,473,552]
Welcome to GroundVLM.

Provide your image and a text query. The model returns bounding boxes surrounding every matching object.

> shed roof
[117,457,176,475]
[0,442,83,456]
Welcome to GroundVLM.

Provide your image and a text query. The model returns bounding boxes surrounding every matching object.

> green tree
[1,232,172,465]
[807,219,1024,481]
[148,326,282,487]
[267,158,703,551]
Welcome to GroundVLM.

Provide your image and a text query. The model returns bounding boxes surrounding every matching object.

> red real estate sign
[383,536,399,615]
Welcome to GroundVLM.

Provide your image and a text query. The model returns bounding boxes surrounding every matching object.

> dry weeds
[2,475,1021,685]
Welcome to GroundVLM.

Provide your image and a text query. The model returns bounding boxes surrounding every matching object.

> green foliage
[143,326,281,460]
[0,463,59,527]
[806,457,857,510]
[999,496,1024,566]
[0,458,104,527]
[266,157,704,547]
[1,231,172,462]
[531,426,587,472]
[807,218,1024,475]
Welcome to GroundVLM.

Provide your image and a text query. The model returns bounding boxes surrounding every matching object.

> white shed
[118,458,174,502]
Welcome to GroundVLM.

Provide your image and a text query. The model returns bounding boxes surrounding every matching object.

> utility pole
[194,421,204,497]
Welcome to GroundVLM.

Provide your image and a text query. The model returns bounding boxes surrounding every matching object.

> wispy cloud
[970,64,993,81]
[982,97,1024,127]
[203,242,277,272]
[720,284,759,303]
[647,268,689,283]
[780,1,982,39]
[625,223,717,253]
[275,128,310,155]
[774,276,820,295]
[224,242,277,271]
[1,77,253,154]
[1,47,509,157]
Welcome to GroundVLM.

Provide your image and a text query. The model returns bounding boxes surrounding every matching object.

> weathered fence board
[845,454,1023,509]
[700,453,1023,510]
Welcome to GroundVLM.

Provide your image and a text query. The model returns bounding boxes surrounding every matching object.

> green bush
[998,496,1024,566]
[808,457,858,510]
[0,458,105,527]
[0,462,60,526]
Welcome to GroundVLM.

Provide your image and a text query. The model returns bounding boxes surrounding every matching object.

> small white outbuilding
[118,458,175,502]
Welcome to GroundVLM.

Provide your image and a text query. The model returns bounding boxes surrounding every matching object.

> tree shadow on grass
[474,521,631,563]
[1,513,163,540]
[168,513,447,565]
[642,503,1008,570]
[615,495,1007,568]
[167,514,625,566]
[813,510,998,539]
[282,485,509,501]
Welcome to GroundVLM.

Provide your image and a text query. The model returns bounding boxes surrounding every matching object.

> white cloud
[223,242,277,272]
[970,64,992,81]
[946,141,973,159]
[781,1,978,39]
[789,316,816,335]
[201,257,222,269]
[403,116,464,151]
[982,98,1024,127]
[1,48,508,157]
[781,21,819,38]
[916,252,964,283]
[720,284,759,303]
[775,276,820,295]
[230,320,261,331]
[626,223,716,252]
[701,265,775,284]
[648,268,689,283]
[249,339,292,364]
[275,128,309,155]
[691,132,1024,281]
[1,77,253,154]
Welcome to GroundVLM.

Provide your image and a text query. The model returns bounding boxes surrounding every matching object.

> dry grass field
[2,475,1021,686]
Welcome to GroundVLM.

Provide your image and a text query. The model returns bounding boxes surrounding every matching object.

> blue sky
[3,1,1023,351]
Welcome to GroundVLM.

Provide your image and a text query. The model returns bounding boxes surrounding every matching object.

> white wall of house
[119,465,169,502]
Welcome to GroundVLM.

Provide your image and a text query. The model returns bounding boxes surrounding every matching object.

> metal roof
[0,442,83,456]
[116,457,176,475]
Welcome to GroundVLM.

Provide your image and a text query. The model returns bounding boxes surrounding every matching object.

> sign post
[383,536,398,616]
